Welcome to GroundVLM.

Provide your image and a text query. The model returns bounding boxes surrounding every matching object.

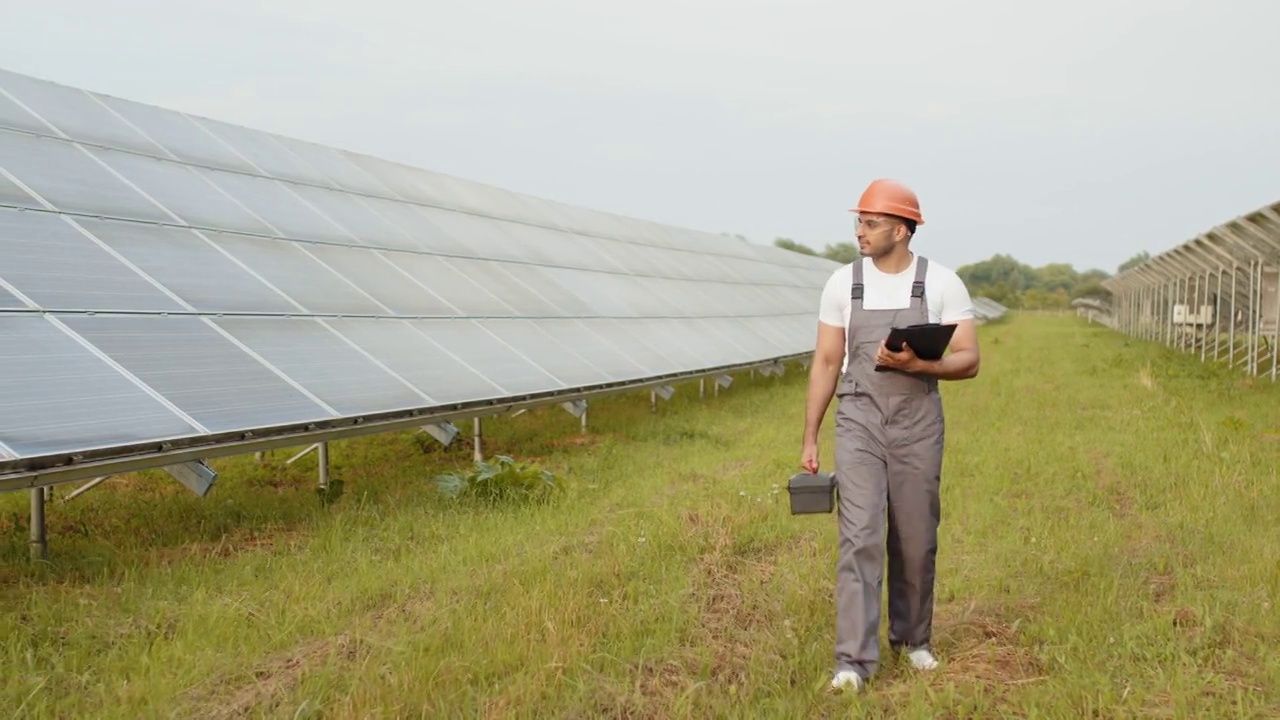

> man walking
[800,179,981,692]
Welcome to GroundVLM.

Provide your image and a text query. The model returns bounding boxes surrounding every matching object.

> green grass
[2,313,1279,718]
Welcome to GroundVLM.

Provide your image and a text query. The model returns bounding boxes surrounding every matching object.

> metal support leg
[30,488,47,561]
[1273,266,1280,381]
[699,378,705,399]
[473,417,483,463]
[1230,265,1238,365]
[650,390,657,413]
[1254,261,1264,376]
[1202,271,1209,362]
[318,442,329,491]
[1215,268,1223,363]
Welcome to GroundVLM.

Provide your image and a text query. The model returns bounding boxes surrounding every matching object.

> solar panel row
[972,297,1009,322]
[0,68,839,482]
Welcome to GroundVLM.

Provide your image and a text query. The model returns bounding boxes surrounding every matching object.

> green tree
[774,237,818,256]
[821,242,860,264]
[957,254,1113,308]
[1118,251,1150,273]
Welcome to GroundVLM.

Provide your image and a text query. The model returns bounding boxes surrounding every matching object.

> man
[800,178,981,693]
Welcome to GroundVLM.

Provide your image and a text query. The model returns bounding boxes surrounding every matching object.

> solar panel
[0,67,842,489]
[971,297,1010,322]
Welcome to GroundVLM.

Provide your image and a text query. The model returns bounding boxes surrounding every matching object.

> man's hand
[875,340,922,373]
[801,441,819,474]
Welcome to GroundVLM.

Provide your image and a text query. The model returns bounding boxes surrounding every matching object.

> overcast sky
[3,0,1278,274]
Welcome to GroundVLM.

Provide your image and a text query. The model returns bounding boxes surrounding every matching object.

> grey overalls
[833,255,944,679]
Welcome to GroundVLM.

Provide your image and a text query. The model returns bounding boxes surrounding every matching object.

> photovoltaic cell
[391,254,513,317]
[213,317,430,416]
[446,257,564,317]
[614,322,696,371]
[538,267,643,317]
[189,117,333,187]
[478,319,612,388]
[409,319,564,397]
[0,315,198,457]
[533,319,651,380]
[304,245,457,316]
[0,130,172,223]
[0,284,27,309]
[0,68,167,156]
[0,86,46,135]
[324,319,505,404]
[194,167,353,243]
[73,217,296,314]
[59,315,333,433]
[86,147,275,235]
[418,206,529,262]
[0,208,186,312]
[270,137,398,197]
[592,320,684,377]
[284,184,399,248]
[201,233,387,315]
[0,170,40,209]
[89,93,260,174]
[357,196,468,255]
[505,265,597,317]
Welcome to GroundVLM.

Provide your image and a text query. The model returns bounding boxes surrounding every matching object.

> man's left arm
[912,318,979,380]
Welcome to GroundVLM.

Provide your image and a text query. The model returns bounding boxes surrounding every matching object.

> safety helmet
[850,179,924,225]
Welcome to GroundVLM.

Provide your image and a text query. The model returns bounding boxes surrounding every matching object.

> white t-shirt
[818,255,975,370]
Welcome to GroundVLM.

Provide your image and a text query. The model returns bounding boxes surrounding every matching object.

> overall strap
[910,256,929,308]
[849,259,865,309]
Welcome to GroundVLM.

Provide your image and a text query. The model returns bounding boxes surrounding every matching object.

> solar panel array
[0,68,840,480]
[972,297,1009,323]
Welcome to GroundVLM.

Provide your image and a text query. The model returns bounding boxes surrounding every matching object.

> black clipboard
[875,323,957,372]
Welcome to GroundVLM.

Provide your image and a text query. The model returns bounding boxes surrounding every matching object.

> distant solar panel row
[972,297,1009,322]
[0,68,839,477]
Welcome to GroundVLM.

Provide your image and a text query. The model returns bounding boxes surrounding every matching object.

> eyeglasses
[853,216,895,232]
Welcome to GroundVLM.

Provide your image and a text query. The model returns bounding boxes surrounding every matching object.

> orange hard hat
[850,179,924,225]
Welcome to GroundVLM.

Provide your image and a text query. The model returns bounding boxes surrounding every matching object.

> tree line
[768,237,1152,310]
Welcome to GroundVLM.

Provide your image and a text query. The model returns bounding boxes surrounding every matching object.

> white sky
[3,0,1278,273]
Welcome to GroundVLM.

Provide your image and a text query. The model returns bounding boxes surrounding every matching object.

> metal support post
[1248,261,1258,374]
[30,488,46,561]
[699,378,705,399]
[1201,271,1210,362]
[473,417,483,463]
[1273,266,1280,381]
[1254,261,1265,376]
[1214,268,1223,363]
[1229,265,1238,365]
[318,442,330,491]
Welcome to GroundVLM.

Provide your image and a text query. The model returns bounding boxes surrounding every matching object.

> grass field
[2,313,1279,718]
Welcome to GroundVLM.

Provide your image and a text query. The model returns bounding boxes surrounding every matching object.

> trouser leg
[885,407,944,650]
[833,416,887,678]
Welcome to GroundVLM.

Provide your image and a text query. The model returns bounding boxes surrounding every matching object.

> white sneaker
[905,647,939,671]
[830,670,865,692]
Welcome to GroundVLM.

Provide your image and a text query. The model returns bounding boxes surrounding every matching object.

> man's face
[854,213,904,258]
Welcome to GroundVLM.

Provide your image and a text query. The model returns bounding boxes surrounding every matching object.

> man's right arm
[803,321,846,445]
